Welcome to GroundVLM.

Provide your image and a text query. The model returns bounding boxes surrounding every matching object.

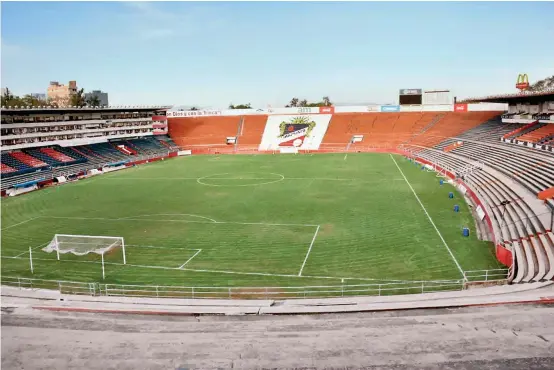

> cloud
[1,38,25,57]
[121,2,226,41]
[142,28,174,40]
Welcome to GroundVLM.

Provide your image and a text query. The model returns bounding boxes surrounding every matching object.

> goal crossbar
[47,234,126,264]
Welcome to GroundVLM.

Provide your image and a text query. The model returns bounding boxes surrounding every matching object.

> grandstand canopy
[461,90,554,104]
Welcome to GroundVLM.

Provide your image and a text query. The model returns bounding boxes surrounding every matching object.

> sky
[2,1,554,108]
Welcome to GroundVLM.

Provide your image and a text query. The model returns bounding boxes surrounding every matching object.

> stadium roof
[460,89,554,104]
[0,105,172,115]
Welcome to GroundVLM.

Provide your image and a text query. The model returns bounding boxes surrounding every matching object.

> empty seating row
[24,148,66,166]
[407,112,501,148]
[443,118,520,144]
[516,124,554,143]
[433,139,554,210]
[0,163,16,174]
[9,151,48,168]
[40,148,77,163]
[124,137,166,155]
[406,146,554,283]
[1,152,31,172]
[1,135,180,189]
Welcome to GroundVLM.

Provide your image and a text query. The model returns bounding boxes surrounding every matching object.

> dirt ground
[2,303,554,370]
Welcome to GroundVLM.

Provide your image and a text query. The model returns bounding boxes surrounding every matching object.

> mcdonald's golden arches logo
[516,73,530,91]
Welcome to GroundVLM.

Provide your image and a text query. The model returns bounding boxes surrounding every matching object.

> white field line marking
[13,242,50,258]
[197,172,285,187]
[179,249,202,269]
[344,153,348,161]
[298,225,321,276]
[1,216,39,231]
[102,177,359,182]
[118,213,217,223]
[389,154,465,279]
[99,177,407,185]
[42,216,319,228]
[1,255,460,283]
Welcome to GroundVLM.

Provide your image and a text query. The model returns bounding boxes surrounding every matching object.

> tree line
[1,87,102,108]
[225,97,333,111]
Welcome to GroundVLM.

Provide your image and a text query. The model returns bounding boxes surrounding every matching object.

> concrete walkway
[2,285,554,369]
[2,281,553,315]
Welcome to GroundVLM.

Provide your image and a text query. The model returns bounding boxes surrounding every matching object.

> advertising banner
[258,114,332,151]
[318,106,335,114]
[399,89,422,95]
[267,107,321,115]
[166,110,222,118]
[454,103,468,112]
[380,105,400,112]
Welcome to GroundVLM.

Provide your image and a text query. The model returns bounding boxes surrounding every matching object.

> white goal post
[44,234,126,265]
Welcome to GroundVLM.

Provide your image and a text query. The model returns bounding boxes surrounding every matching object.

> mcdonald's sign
[516,73,530,91]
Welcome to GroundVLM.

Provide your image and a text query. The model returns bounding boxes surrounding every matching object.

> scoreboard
[399,89,423,105]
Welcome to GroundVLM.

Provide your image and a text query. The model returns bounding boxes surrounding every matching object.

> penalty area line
[179,249,202,269]
[1,216,40,231]
[13,242,50,258]
[1,255,459,283]
[389,154,465,280]
[298,225,321,277]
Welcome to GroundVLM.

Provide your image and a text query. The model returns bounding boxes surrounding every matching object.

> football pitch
[1,153,503,293]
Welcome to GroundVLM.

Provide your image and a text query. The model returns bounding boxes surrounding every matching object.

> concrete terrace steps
[2,282,553,315]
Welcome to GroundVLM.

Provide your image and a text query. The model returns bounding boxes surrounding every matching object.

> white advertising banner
[166,110,222,118]
[258,114,332,151]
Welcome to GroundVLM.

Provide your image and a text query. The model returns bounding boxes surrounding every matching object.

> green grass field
[1,153,503,294]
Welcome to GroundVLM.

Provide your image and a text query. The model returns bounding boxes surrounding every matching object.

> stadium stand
[403,146,554,283]
[503,121,542,140]
[238,115,268,147]
[0,163,16,174]
[9,151,49,168]
[516,123,554,143]
[319,112,440,150]
[0,135,180,188]
[156,134,181,151]
[406,112,501,148]
[431,128,554,203]
[1,152,31,172]
[168,116,241,148]
[40,148,79,163]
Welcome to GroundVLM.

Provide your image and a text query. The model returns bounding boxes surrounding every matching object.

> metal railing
[1,276,471,300]
[463,268,509,282]
[1,276,97,295]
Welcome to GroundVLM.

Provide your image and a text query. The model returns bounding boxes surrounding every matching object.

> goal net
[43,234,126,263]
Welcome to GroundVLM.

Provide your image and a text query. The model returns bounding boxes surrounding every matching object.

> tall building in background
[47,80,77,107]
[0,88,7,97]
[84,90,109,107]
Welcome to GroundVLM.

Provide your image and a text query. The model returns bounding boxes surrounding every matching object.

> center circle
[196,172,285,187]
